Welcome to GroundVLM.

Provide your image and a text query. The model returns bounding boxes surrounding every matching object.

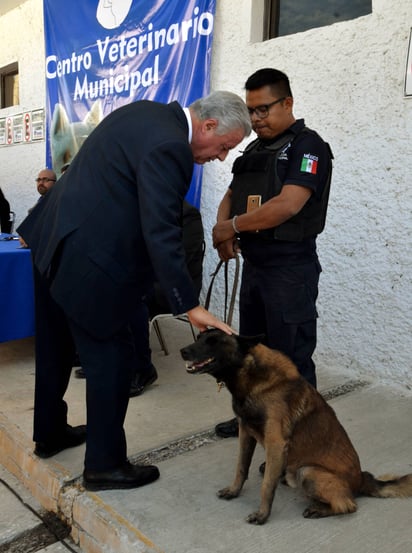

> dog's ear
[83,100,103,127]
[236,333,265,353]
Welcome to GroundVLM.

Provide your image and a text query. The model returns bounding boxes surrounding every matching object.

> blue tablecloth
[0,236,35,342]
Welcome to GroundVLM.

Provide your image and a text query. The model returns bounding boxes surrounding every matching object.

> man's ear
[284,96,294,112]
[203,118,218,132]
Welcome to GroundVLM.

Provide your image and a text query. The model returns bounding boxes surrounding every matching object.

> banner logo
[96,0,134,29]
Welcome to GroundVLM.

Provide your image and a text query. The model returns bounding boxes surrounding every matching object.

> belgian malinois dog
[180,329,412,525]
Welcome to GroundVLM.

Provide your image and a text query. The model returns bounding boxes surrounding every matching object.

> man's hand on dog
[187,305,234,334]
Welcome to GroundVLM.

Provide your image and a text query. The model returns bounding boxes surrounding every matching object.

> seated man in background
[29,168,57,213]
[20,168,57,247]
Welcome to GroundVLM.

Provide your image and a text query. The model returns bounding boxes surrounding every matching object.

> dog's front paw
[303,506,322,519]
[246,510,269,525]
[217,486,239,500]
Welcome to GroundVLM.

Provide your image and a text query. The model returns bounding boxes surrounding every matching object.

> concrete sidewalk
[1,319,411,553]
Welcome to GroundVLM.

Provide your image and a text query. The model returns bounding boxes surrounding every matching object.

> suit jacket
[18,101,198,339]
[147,200,204,317]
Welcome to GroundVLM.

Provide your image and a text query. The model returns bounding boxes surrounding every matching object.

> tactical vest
[229,127,333,241]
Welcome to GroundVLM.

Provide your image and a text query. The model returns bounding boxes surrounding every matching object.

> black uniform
[230,119,332,387]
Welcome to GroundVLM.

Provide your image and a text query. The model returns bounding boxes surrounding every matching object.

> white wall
[1,0,411,387]
[202,0,412,387]
[0,0,46,220]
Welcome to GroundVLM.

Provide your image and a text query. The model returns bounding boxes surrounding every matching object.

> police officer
[212,68,333,438]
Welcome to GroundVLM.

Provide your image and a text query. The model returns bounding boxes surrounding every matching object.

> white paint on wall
[0,0,411,387]
[0,0,46,219]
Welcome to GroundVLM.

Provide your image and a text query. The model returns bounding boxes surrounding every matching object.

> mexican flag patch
[300,154,318,174]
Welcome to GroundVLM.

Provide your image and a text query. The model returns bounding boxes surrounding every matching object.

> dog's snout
[180,346,190,359]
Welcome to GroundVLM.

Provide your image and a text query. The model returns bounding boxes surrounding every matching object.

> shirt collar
[183,107,192,143]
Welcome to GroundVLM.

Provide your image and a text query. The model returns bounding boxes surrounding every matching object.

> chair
[204,254,240,328]
[150,313,197,356]
[150,253,241,355]
[9,211,16,233]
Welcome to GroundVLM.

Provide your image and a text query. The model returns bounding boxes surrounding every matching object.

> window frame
[263,0,279,40]
[263,0,372,40]
[1,62,19,109]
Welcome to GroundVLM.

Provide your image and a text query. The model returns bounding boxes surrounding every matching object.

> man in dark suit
[18,91,251,491]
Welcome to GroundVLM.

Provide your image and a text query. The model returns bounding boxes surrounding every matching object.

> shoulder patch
[300,153,318,174]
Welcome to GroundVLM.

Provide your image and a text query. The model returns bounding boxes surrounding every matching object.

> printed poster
[43,0,217,207]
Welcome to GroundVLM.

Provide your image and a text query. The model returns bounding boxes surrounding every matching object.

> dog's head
[180,329,264,381]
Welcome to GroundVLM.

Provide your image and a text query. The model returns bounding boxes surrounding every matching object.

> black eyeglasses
[247,97,286,119]
[36,178,56,183]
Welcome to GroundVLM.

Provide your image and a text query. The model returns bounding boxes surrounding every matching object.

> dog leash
[204,254,240,327]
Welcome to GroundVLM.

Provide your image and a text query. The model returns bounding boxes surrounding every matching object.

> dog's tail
[360,471,412,498]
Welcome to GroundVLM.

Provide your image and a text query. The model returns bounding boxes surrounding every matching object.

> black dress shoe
[83,460,160,491]
[129,364,158,397]
[215,417,239,438]
[34,424,87,458]
[74,367,85,379]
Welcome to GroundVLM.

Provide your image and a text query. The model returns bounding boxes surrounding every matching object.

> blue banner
[43,0,217,207]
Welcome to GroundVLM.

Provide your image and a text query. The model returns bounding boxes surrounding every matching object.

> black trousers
[33,266,75,443]
[129,300,152,376]
[239,259,321,388]
[33,266,148,471]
